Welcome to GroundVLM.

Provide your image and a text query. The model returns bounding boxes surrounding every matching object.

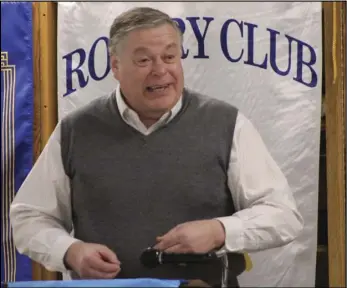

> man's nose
[151,60,167,76]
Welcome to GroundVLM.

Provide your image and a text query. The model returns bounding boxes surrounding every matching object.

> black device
[140,247,219,268]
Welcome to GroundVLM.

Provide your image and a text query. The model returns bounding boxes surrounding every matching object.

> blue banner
[1,2,34,282]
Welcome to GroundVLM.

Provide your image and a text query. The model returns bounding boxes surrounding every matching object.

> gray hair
[108,7,183,56]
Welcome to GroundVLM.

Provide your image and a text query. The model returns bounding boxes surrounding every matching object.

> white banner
[57,2,322,286]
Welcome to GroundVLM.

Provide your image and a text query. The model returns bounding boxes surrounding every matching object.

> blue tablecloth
[6,278,184,287]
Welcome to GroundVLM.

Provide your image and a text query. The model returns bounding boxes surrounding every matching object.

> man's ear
[110,55,120,80]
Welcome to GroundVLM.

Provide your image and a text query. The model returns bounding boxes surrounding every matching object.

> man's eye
[139,58,149,63]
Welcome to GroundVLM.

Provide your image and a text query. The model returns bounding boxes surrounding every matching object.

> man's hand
[153,219,226,253]
[64,241,121,279]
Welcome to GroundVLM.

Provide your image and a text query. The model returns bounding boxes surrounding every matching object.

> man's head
[109,7,184,123]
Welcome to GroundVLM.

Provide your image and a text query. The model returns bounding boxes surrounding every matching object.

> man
[10,7,303,287]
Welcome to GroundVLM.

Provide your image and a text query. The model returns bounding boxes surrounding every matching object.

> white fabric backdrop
[57,2,322,286]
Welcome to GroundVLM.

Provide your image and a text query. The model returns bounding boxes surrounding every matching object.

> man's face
[111,24,184,119]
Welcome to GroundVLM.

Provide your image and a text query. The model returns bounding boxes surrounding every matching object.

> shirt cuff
[216,216,245,253]
[49,235,80,273]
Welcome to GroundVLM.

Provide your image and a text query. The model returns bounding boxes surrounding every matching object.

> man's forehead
[132,42,179,54]
[124,24,180,47]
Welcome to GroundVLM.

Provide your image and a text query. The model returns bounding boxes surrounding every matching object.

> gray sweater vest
[61,88,245,286]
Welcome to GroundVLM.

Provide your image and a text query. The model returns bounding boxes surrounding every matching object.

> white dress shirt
[10,86,303,274]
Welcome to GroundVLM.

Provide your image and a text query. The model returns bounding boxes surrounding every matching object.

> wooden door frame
[32,1,58,281]
[323,2,346,287]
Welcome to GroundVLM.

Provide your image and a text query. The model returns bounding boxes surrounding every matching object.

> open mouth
[146,84,170,92]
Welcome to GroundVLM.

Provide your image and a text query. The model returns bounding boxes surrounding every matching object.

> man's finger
[98,246,121,264]
[154,234,180,251]
[156,235,164,241]
[89,254,121,273]
[156,225,180,241]
[164,244,185,253]
[85,267,121,279]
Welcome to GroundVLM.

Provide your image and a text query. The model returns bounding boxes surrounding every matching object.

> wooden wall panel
[323,2,346,287]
